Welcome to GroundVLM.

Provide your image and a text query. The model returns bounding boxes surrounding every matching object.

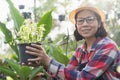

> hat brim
[69,7,105,24]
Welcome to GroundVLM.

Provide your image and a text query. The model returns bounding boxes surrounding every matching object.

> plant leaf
[48,44,69,66]
[0,22,19,56]
[5,59,20,76]
[0,22,13,43]
[6,0,24,32]
[37,10,53,39]
[0,66,18,80]
[19,66,31,80]
[29,66,43,80]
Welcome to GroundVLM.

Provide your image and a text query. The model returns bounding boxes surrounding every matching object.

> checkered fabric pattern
[48,37,120,80]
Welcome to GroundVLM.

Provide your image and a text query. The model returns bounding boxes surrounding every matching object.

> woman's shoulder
[99,37,117,46]
[92,37,119,52]
[96,37,119,51]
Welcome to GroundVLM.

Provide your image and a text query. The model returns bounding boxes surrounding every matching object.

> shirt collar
[81,37,104,52]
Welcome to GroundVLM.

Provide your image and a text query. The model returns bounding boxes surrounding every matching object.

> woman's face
[76,10,100,39]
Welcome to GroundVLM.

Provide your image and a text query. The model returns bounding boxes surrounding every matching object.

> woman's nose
[82,20,89,25]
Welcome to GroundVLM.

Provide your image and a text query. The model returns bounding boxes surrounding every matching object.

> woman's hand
[25,43,51,68]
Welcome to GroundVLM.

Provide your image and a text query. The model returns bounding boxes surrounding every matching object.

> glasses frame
[76,16,96,25]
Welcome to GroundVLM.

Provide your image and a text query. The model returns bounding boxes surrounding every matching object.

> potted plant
[0,0,70,79]
[0,0,53,59]
[17,19,45,64]
[0,0,53,80]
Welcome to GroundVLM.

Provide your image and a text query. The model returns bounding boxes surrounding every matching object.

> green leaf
[11,53,19,62]
[5,59,32,80]
[0,66,18,80]
[48,44,69,66]
[0,22,12,43]
[0,22,19,56]
[19,66,31,80]
[6,0,24,32]
[29,66,43,80]
[37,10,53,39]
[5,59,20,76]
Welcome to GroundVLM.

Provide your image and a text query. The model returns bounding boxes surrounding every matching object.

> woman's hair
[74,10,107,41]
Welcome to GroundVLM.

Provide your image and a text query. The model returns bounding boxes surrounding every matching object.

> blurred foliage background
[0,0,120,79]
[0,0,120,64]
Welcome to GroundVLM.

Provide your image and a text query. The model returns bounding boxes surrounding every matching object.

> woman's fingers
[26,46,40,52]
[25,44,44,56]
[31,44,43,50]
[27,57,42,66]
[27,62,40,67]
[25,50,43,56]
[27,56,41,62]
[25,44,49,67]
[31,44,46,53]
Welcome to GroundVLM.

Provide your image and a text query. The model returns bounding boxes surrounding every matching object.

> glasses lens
[76,18,84,25]
[86,16,95,24]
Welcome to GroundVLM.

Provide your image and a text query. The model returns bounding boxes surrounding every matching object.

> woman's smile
[76,10,99,39]
[81,27,91,34]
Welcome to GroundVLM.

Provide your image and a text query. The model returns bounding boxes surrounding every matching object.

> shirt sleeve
[47,48,81,79]
[48,43,118,80]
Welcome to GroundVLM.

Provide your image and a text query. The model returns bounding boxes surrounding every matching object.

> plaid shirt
[48,37,120,80]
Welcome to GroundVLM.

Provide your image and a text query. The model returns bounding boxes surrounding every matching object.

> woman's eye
[88,18,93,21]
[77,19,83,22]
[87,17,95,21]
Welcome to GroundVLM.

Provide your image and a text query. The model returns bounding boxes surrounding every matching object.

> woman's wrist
[43,57,51,69]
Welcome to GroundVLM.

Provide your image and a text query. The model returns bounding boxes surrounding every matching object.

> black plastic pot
[18,43,40,64]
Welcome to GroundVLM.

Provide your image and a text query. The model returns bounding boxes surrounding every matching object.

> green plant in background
[46,44,69,66]
[0,0,52,79]
[0,0,70,64]
[112,30,120,47]
[0,0,53,56]
[0,22,19,57]
[0,0,70,79]
[0,59,48,80]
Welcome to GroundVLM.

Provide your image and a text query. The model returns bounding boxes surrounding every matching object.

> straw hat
[69,5,105,24]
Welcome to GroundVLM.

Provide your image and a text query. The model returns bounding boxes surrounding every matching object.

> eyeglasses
[76,16,96,25]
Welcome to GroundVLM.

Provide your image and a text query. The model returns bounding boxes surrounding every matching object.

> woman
[25,5,120,80]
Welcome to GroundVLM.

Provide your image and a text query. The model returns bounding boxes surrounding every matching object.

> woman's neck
[85,37,96,52]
